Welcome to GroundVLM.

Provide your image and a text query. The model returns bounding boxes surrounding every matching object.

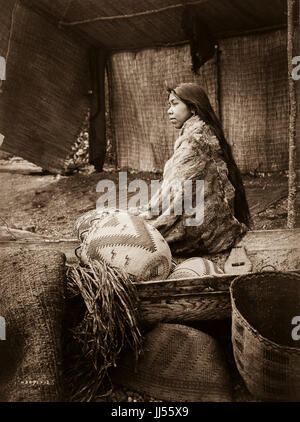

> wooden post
[296,1,300,226]
[89,48,108,172]
[287,0,297,228]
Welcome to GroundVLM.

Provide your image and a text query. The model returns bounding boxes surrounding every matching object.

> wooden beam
[1,228,299,268]
[0,239,79,264]
[88,48,108,171]
[287,0,297,227]
[1,228,299,324]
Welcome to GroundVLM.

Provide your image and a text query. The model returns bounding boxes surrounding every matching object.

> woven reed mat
[108,29,293,174]
[216,30,290,173]
[109,44,218,172]
[111,323,233,402]
[0,248,66,402]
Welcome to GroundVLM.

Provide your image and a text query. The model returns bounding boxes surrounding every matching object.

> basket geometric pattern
[78,210,172,281]
[167,257,224,280]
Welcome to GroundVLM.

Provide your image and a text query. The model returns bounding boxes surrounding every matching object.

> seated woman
[133,82,250,255]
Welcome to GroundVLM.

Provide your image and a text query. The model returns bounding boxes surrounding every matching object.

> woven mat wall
[220,29,290,173]
[108,44,219,172]
[108,29,296,173]
[0,1,90,173]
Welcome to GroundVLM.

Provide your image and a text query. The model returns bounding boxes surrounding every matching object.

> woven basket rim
[230,271,300,354]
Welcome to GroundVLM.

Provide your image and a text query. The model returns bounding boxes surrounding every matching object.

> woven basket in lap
[0,248,66,402]
[230,271,300,402]
[112,323,232,402]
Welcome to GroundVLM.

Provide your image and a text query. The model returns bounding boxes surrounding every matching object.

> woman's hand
[127,205,151,218]
[139,211,153,220]
[127,206,141,216]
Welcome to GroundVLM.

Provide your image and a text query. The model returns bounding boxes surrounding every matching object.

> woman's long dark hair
[168,82,251,227]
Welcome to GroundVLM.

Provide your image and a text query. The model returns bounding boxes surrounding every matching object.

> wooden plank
[135,274,234,297]
[0,228,299,324]
[135,269,300,325]
[1,229,299,270]
[137,291,231,325]
[236,228,300,272]
[237,228,300,250]
[0,239,79,264]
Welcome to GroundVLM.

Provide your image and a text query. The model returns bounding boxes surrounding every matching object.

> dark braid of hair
[203,108,251,227]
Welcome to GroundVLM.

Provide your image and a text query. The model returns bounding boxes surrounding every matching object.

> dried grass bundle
[64,258,142,402]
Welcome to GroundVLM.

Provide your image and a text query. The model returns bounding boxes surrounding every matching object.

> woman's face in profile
[167,92,192,129]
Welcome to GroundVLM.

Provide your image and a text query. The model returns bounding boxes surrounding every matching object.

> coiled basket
[230,271,300,401]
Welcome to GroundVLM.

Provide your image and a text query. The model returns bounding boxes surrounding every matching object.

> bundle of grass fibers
[65,257,142,402]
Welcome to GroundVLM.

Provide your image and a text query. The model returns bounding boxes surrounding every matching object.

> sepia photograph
[0,0,299,411]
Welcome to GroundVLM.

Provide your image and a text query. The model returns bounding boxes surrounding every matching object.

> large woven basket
[230,271,300,401]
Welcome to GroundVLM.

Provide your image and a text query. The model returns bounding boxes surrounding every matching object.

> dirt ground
[0,162,291,238]
[0,155,297,402]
